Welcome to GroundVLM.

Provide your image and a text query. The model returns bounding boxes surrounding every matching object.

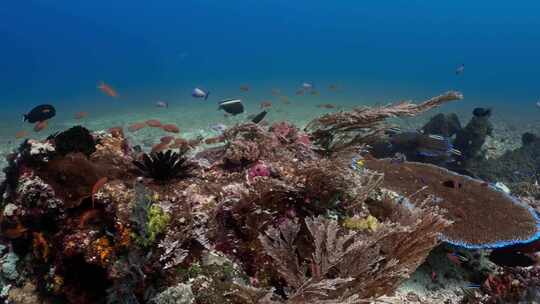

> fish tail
[205,91,210,101]
[22,114,28,122]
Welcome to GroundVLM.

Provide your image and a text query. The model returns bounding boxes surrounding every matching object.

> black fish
[472,107,491,117]
[218,99,244,115]
[24,104,56,123]
[251,110,267,124]
[489,250,536,267]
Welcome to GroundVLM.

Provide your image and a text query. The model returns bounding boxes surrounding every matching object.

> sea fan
[133,149,195,181]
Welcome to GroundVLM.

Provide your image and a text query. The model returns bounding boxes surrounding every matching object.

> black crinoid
[133,148,195,181]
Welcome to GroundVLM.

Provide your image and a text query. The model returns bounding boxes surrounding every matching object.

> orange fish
[146,119,162,128]
[91,177,108,208]
[162,124,180,133]
[151,142,169,153]
[15,130,29,139]
[34,120,48,132]
[74,112,88,119]
[97,81,119,98]
[32,232,50,261]
[128,122,146,132]
[79,209,101,228]
[160,136,175,144]
[2,222,28,239]
[170,138,187,149]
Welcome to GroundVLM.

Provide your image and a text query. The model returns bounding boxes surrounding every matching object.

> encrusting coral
[4,90,539,303]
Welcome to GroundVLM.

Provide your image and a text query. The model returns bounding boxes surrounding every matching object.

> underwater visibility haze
[2,1,540,303]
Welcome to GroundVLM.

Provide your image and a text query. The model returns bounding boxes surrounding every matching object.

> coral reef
[7,91,539,303]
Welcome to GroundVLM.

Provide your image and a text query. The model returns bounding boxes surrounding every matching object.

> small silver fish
[464,284,481,289]
[210,123,227,134]
[192,88,210,100]
[428,134,445,141]
[456,64,465,75]
[536,101,540,109]
[155,100,168,108]
[302,82,314,90]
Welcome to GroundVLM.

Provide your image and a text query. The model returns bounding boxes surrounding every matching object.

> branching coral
[305,91,463,153]
[133,149,195,181]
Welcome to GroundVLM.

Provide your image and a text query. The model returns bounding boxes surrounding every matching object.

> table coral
[364,158,540,249]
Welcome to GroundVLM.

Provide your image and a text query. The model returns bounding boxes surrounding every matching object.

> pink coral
[247,162,270,182]
[296,133,312,147]
[271,122,294,140]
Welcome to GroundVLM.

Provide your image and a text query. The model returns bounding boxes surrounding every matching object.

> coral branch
[305,91,464,152]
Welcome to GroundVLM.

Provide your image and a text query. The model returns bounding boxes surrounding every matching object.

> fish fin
[450,148,462,156]
[417,149,440,157]
[428,134,444,141]
[22,114,28,122]
[386,127,402,135]
[205,91,210,100]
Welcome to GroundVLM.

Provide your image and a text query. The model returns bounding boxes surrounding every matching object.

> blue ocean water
[1,0,540,134]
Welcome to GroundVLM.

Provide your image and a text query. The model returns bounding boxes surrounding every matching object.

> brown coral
[258,202,450,302]
[364,157,540,248]
[36,153,102,208]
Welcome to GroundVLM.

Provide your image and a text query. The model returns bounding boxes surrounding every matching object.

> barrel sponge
[364,158,540,249]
